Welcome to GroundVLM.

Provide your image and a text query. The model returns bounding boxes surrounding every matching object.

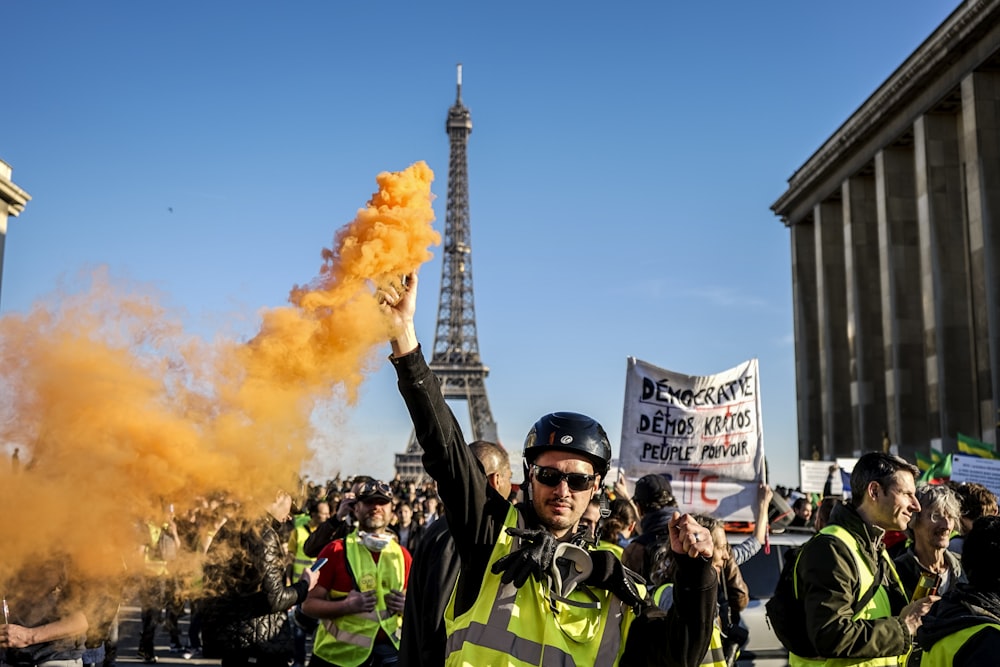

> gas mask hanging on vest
[359,531,396,552]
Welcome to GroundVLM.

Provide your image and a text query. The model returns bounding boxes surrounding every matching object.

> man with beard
[917,514,1000,665]
[303,480,412,667]
[379,273,716,667]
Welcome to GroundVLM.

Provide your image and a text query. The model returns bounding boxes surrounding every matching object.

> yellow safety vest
[291,523,315,578]
[311,532,406,667]
[144,523,168,576]
[595,541,624,559]
[654,584,726,667]
[443,505,640,666]
[917,622,1000,667]
[789,525,906,667]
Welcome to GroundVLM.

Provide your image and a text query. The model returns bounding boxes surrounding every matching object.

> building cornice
[772,0,1000,224]
[0,160,30,217]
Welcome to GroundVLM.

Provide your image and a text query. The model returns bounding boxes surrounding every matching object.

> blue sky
[2,2,957,489]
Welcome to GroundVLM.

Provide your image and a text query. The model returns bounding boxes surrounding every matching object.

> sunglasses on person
[531,465,597,492]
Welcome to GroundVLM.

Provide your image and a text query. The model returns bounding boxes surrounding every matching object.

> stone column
[843,172,888,453]
[791,219,822,460]
[915,112,977,443]
[961,70,1000,445]
[875,144,929,457]
[0,160,31,309]
[814,199,853,458]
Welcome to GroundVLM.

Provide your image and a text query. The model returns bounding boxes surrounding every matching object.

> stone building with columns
[772,0,1000,462]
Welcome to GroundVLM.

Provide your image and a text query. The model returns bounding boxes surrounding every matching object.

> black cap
[633,474,674,506]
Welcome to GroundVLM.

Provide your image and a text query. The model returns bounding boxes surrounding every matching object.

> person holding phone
[198,489,320,667]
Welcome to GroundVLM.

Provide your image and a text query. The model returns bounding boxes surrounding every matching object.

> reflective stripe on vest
[291,523,314,578]
[789,524,905,667]
[919,622,1000,667]
[443,504,637,666]
[653,584,726,667]
[311,532,406,667]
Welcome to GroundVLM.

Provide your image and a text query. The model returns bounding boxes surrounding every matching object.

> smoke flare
[0,162,438,599]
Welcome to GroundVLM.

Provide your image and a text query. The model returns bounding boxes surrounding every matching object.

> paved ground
[116,605,218,667]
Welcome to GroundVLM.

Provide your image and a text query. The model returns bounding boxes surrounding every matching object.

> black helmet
[523,412,612,477]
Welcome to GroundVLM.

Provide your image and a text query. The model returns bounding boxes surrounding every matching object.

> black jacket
[397,515,458,667]
[892,547,965,600]
[917,586,1000,665]
[392,347,716,667]
[302,515,350,558]
[199,515,310,659]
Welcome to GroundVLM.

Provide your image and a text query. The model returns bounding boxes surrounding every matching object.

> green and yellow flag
[957,432,997,459]
[914,451,933,472]
[919,453,953,482]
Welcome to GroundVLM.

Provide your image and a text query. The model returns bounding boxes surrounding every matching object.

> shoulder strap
[855,552,884,611]
[803,525,885,614]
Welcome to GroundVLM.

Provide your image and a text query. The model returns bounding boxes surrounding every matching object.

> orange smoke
[0,162,438,588]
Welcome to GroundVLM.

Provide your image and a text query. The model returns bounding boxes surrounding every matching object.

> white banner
[951,455,1000,498]
[619,357,765,521]
[800,460,837,495]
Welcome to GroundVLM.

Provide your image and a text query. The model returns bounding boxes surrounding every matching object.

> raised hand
[668,511,714,559]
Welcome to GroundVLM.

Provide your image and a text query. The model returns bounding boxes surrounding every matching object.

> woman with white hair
[893,484,967,599]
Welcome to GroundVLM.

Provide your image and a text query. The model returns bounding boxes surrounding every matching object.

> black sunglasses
[531,465,597,492]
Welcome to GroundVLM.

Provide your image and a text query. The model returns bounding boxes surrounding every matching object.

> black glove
[586,549,649,613]
[490,527,558,588]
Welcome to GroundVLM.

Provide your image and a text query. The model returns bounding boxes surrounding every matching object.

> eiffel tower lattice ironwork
[395,64,498,481]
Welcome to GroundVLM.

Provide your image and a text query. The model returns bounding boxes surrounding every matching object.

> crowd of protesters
[7,419,1000,667]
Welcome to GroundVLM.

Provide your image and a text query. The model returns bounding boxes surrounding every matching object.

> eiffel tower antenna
[395,64,498,481]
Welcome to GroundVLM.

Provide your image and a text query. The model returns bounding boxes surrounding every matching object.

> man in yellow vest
[302,480,412,667]
[916,514,1000,665]
[380,273,717,666]
[791,452,937,666]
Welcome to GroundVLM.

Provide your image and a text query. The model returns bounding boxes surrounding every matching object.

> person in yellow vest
[916,514,1000,665]
[302,480,412,667]
[288,500,330,667]
[380,273,717,666]
[791,452,938,666]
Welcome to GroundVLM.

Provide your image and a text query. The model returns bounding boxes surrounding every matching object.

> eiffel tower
[394,64,498,481]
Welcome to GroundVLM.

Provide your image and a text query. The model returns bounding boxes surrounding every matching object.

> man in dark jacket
[917,514,1000,665]
[621,473,678,584]
[200,490,319,667]
[398,440,512,667]
[792,452,935,664]
[381,273,716,666]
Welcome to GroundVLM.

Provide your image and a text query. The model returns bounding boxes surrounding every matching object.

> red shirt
[316,536,412,593]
